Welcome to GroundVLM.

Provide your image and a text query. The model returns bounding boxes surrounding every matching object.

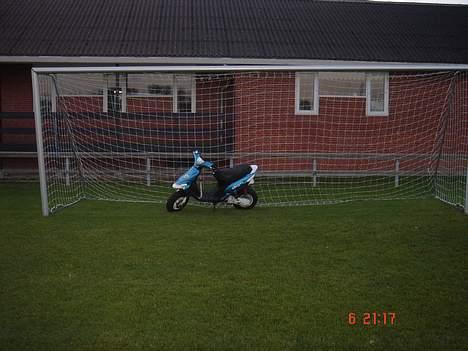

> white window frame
[104,73,124,113]
[51,84,57,112]
[366,72,389,117]
[121,74,127,112]
[295,71,389,117]
[124,73,196,113]
[295,72,319,115]
[103,85,108,112]
[173,74,196,113]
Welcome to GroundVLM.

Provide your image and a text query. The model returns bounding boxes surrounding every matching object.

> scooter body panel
[224,171,256,194]
[173,166,200,190]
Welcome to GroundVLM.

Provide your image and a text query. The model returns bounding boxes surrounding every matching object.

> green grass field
[0,183,467,350]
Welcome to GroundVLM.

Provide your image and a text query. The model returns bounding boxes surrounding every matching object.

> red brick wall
[232,72,455,172]
[58,96,104,112]
[127,96,173,112]
[0,64,33,112]
[0,64,35,171]
[196,78,225,113]
[0,67,466,176]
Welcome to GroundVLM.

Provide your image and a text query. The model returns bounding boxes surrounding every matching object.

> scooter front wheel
[234,187,258,210]
[166,191,190,212]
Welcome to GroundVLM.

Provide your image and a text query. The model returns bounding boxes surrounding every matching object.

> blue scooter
[166,150,258,212]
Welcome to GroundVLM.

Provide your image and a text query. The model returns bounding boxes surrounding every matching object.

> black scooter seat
[214,164,252,186]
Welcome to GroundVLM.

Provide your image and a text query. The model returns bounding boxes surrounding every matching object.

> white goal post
[31,65,468,216]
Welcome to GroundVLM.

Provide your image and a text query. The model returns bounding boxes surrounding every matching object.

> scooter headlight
[172,183,187,190]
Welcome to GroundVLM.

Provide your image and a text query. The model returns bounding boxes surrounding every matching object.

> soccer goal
[31,66,468,216]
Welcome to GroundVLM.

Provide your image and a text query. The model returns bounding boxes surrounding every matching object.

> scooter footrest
[199,189,224,203]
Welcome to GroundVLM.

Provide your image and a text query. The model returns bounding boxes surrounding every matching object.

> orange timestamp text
[348,312,396,326]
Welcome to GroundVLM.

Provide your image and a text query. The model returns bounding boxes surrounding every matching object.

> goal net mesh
[34,69,468,214]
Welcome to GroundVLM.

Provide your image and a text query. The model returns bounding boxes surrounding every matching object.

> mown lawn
[0,183,467,350]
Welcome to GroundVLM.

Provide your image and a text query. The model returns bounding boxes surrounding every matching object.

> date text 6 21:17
[348,312,396,326]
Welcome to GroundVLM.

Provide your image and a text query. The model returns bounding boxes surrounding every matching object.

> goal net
[33,68,468,215]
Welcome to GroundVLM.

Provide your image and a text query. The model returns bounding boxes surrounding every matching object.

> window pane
[106,74,123,113]
[175,75,193,113]
[127,73,173,96]
[298,73,315,111]
[319,72,365,97]
[369,74,386,112]
[55,73,104,95]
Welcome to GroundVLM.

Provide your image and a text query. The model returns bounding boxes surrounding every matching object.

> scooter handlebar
[193,150,216,169]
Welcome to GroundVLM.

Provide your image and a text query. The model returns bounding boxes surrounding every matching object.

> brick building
[0,0,467,177]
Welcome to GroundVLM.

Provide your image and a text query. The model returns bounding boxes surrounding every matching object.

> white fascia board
[32,63,468,74]
[0,55,467,71]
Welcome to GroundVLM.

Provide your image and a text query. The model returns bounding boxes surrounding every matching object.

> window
[295,72,389,116]
[295,72,319,114]
[319,72,366,97]
[126,73,196,113]
[54,73,104,96]
[105,73,124,113]
[50,73,197,113]
[52,73,104,112]
[174,75,195,113]
[127,73,173,96]
[366,72,389,116]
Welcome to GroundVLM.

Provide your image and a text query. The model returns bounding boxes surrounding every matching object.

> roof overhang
[1,56,467,71]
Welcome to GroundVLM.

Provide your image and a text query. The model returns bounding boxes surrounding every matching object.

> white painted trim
[103,81,108,112]
[32,63,468,74]
[51,81,57,112]
[3,55,466,69]
[295,72,319,115]
[366,72,389,116]
[191,76,196,113]
[121,73,127,113]
[172,75,178,113]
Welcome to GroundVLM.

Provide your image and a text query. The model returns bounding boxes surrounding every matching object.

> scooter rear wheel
[166,191,190,212]
[234,187,258,210]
